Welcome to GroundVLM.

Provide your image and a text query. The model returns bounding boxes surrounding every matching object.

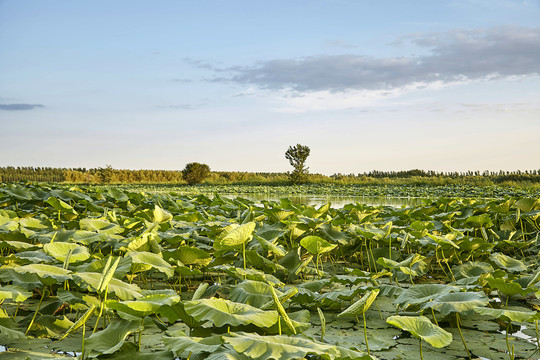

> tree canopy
[285,144,310,184]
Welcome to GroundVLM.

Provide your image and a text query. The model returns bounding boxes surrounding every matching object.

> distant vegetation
[1,166,540,187]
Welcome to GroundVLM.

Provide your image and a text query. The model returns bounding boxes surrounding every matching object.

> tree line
[1,165,540,185]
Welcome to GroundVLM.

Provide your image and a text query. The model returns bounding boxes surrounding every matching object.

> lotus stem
[431,308,438,326]
[456,313,471,360]
[362,311,370,355]
[242,241,246,271]
[26,288,47,335]
[81,322,86,360]
[93,285,109,333]
[535,320,539,349]
[440,248,455,281]
[419,338,424,360]
[506,323,514,360]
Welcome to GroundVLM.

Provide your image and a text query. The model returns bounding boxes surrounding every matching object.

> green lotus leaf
[157,302,201,327]
[0,318,25,339]
[426,233,459,249]
[229,280,283,308]
[43,242,90,263]
[183,298,278,328]
[127,251,174,278]
[0,240,38,251]
[107,293,181,318]
[386,315,452,348]
[422,291,489,316]
[13,249,54,264]
[223,332,341,360]
[465,215,494,228]
[452,262,493,279]
[107,188,130,202]
[489,252,528,272]
[212,265,283,286]
[46,197,78,216]
[164,246,212,266]
[163,334,222,357]
[220,222,256,247]
[515,198,539,212]
[474,307,537,323]
[89,342,173,360]
[79,218,124,235]
[153,205,173,223]
[394,284,458,310]
[69,230,110,245]
[15,263,72,285]
[33,315,74,337]
[19,217,52,230]
[486,276,536,297]
[300,235,337,256]
[205,349,252,360]
[338,289,380,317]
[74,272,142,300]
[84,319,142,355]
[0,285,32,302]
[0,219,19,232]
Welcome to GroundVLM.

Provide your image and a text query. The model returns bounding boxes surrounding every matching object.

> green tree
[97,165,114,184]
[285,144,310,184]
[182,162,211,185]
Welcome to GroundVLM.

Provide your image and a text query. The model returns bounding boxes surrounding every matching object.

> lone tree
[182,162,210,185]
[285,144,310,184]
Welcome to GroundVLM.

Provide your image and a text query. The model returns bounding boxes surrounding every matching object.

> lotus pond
[0,183,539,360]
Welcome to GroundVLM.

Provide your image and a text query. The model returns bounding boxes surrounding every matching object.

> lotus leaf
[300,235,337,256]
[127,251,174,278]
[183,298,279,328]
[223,332,342,360]
[43,242,90,263]
[474,307,537,322]
[489,252,528,272]
[338,289,380,317]
[84,319,142,355]
[163,335,222,357]
[422,291,489,316]
[229,280,282,307]
[386,315,453,348]
[394,284,458,310]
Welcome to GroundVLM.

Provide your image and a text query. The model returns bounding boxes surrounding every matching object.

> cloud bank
[220,27,540,93]
[0,103,45,111]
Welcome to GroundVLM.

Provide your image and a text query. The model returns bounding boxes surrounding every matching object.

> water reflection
[218,194,425,208]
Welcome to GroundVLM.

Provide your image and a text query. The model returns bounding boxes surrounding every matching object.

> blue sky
[1,0,539,174]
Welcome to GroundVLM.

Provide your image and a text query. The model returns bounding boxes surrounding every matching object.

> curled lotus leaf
[229,280,283,308]
[474,307,537,323]
[300,235,337,256]
[183,298,278,328]
[422,291,489,316]
[223,332,342,360]
[337,289,380,317]
[489,252,528,273]
[394,284,458,310]
[386,315,453,348]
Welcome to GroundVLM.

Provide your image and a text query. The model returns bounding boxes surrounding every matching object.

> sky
[1,0,539,175]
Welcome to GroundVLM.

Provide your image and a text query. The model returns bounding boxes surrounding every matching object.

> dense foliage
[181,163,211,185]
[2,166,540,186]
[0,183,539,359]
